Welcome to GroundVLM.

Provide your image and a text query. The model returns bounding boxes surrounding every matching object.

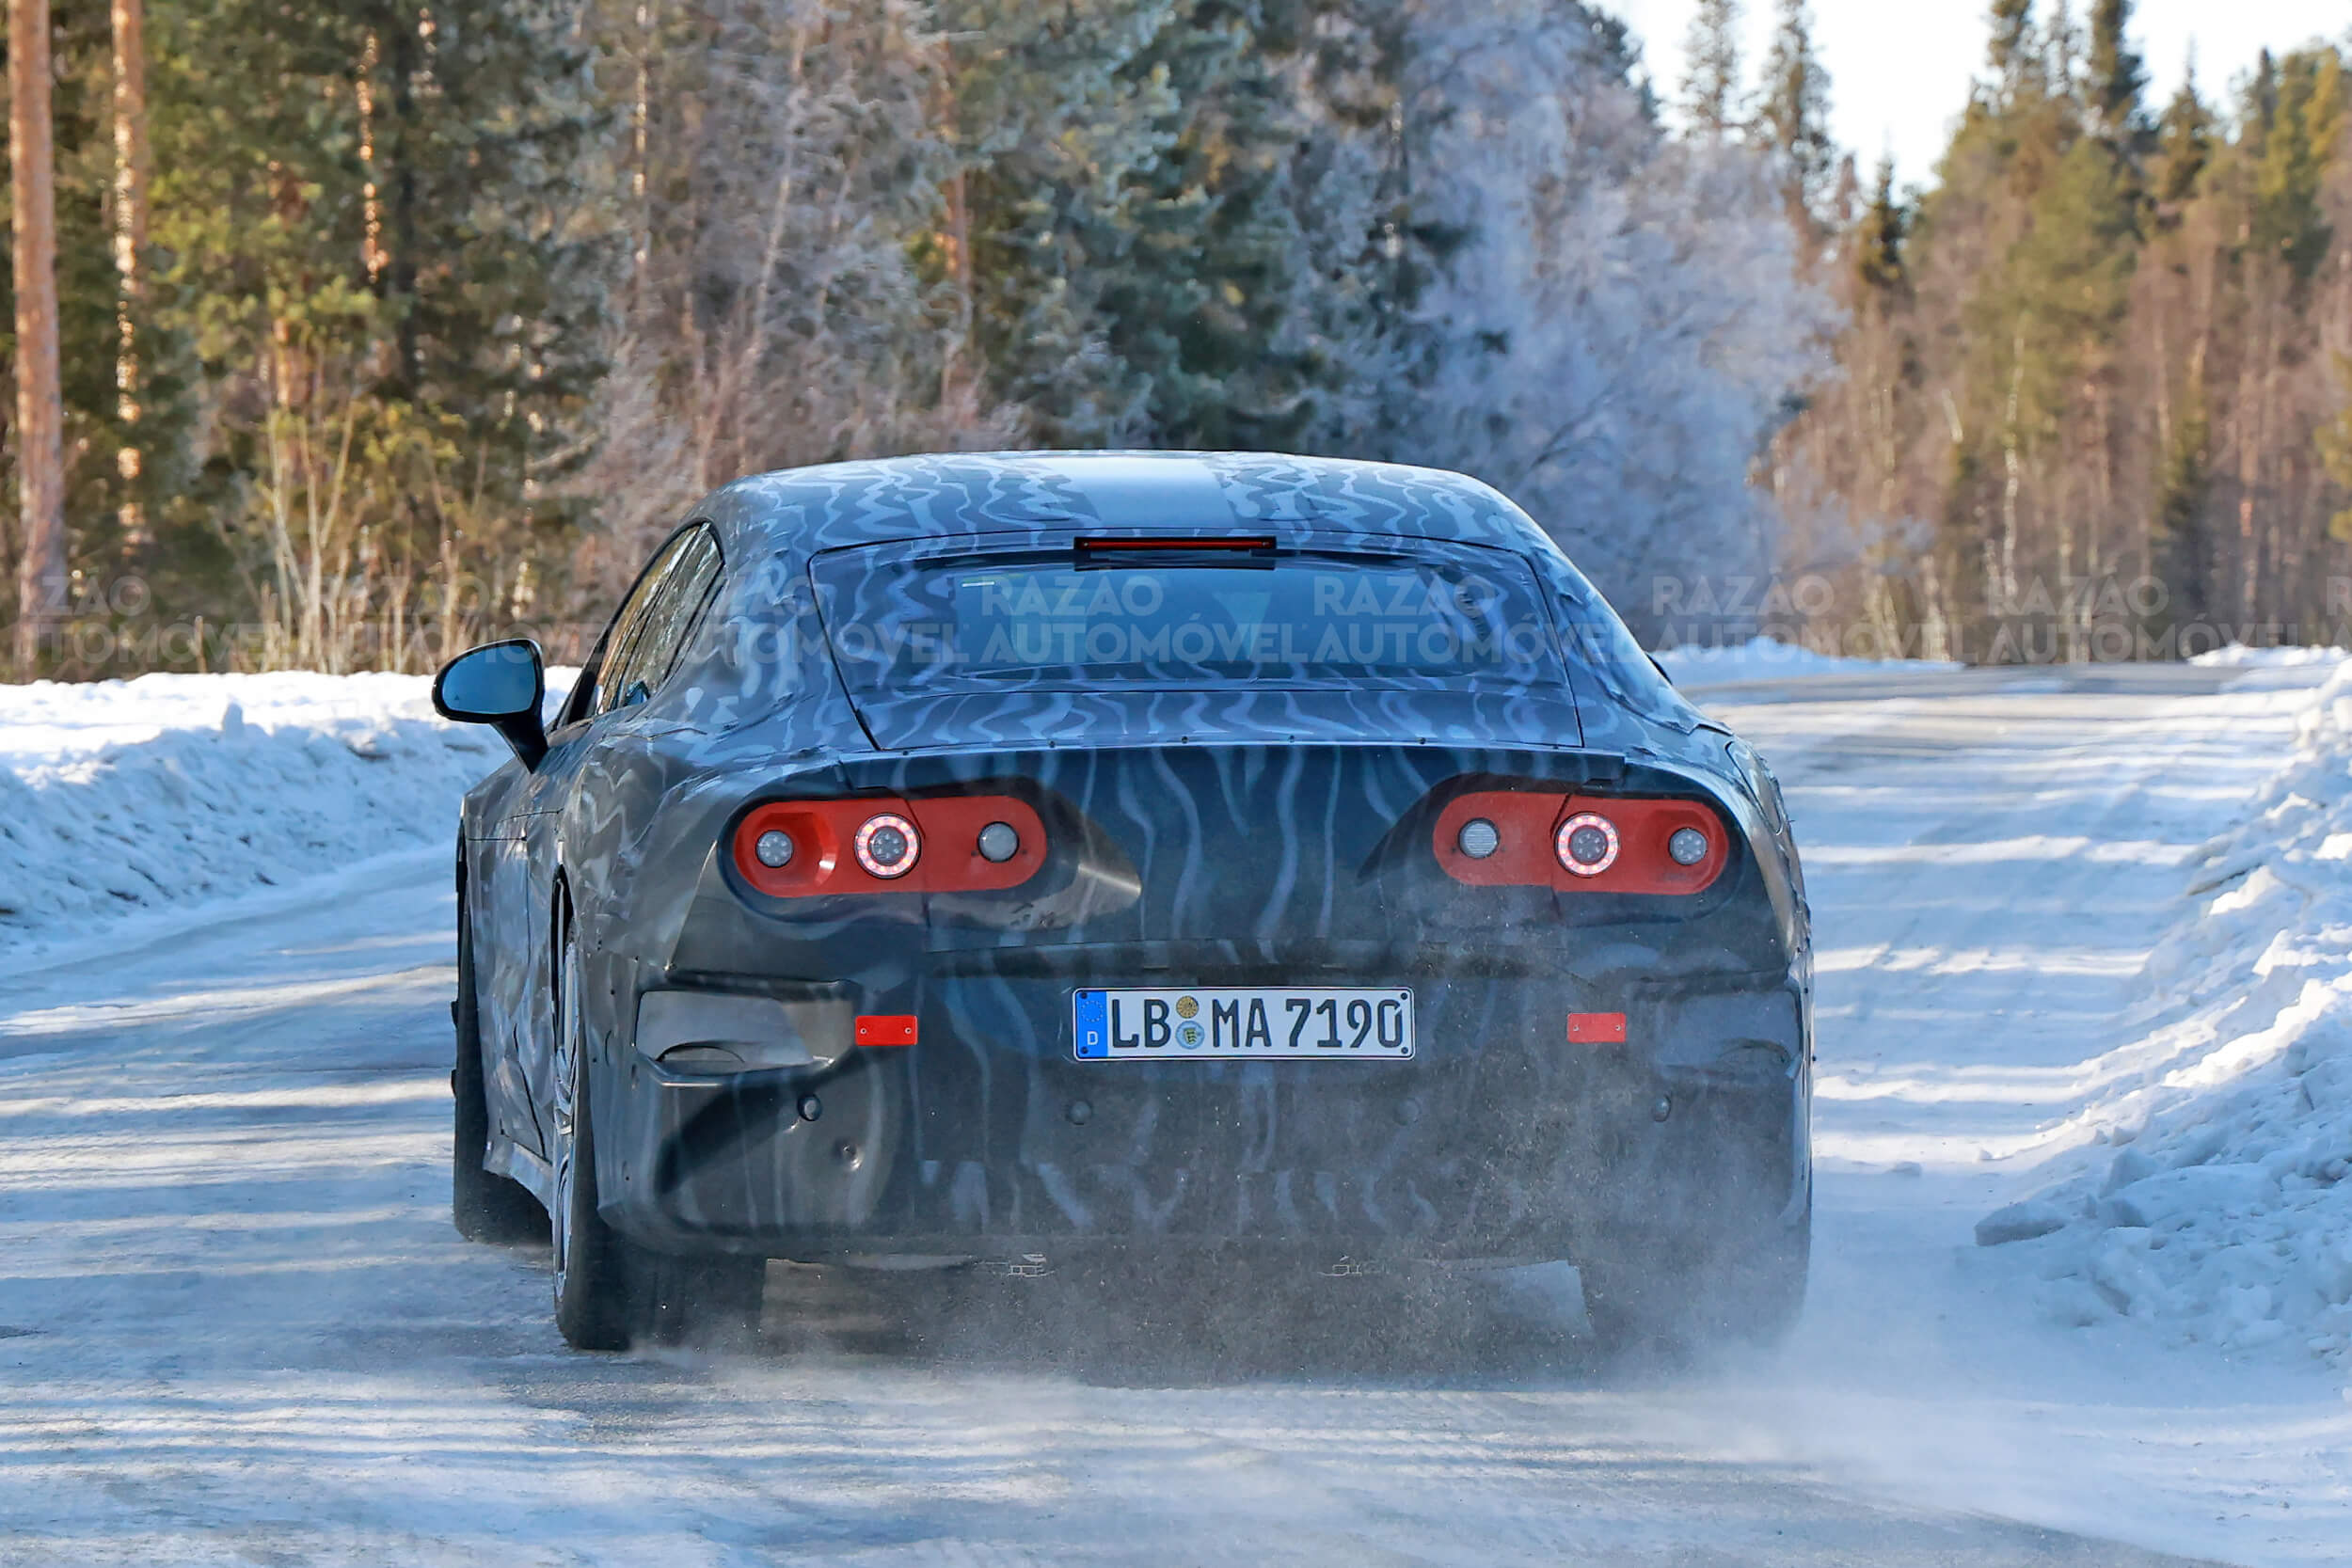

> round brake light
[1555,812,1620,877]
[854,813,921,879]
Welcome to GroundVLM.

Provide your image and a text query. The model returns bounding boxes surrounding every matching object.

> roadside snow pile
[1977,661,2352,1363]
[1653,634,1962,686]
[0,672,524,956]
[2188,643,2349,669]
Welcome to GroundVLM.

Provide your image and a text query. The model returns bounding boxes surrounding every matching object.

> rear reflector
[1567,1012,1627,1044]
[855,1015,918,1047]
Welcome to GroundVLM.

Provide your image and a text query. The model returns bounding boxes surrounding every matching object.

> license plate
[1073,987,1414,1061]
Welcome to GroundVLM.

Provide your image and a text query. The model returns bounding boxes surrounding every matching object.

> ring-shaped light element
[1667,825,1710,866]
[1457,817,1502,860]
[977,820,1021,863]
[854,813,921,879]
[753,829,796,869]
[1555,812,1621,877]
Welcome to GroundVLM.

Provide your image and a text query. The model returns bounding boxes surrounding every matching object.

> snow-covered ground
[1658,635,2352,689]
[0,672,565,962]
[1972,660,2352,1363]
[4,659,2352,1564]
[2190,644,2351,669]
[1654,633,1963,686]
[1710,663,2352,1566]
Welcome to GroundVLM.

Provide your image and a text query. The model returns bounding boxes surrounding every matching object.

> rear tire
[453,877,546,1244]
[634,1250,767,1348]
[548,892,764,1351]
[1581,1202,1810,1358]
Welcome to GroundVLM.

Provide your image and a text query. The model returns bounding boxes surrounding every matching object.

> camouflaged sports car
[434,451,1813,1353]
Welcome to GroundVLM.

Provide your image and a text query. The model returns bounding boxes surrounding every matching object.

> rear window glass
[810,546,1565,692]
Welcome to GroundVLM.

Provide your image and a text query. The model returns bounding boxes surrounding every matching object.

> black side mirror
[433,639,549,769]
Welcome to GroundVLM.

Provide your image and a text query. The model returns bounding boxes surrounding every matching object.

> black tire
[634,1250,767,1348]
[548,892,764,1351]
[1581,1201,1810,1357]
[453,873,547,1244]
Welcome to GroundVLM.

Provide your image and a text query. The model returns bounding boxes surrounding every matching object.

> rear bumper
[595,965,1809,1264]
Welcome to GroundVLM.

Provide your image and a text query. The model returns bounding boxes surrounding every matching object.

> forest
[1768,2,2352,664]
[0,0,2342,674]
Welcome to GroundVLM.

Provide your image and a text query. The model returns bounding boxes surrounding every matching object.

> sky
[1603,1,2350,188]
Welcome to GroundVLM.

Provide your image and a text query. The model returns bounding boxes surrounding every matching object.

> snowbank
[1976,661,2352,1365]
[1653,634,1961,687]
[2188,644,2350,669]
[0,672,550,957]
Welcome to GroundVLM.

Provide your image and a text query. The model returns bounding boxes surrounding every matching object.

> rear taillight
[1432,791,1728,894]
[732,795,1046,898]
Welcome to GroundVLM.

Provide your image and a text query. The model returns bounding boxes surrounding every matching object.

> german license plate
[1072,987,1414,1061]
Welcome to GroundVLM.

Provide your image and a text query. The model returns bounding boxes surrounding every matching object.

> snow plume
[0,673,548,957]
[1975,657,2352,1364]
[1386,1,1838,634]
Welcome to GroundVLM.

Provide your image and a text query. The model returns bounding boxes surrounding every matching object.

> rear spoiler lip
[819,743,1668,801]
[834,685,1590,756]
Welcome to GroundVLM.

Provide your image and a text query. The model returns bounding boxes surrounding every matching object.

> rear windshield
[810,545,1566,693]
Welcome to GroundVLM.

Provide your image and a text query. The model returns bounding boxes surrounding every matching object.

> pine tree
[2085,0,2146,144]
[946,0,1333,450]
[1092,0,1330,449]
[2252,49,2342,286]
[148,0,612,668]
[1756,0,1835,231]
[1986,0,2040,110]
[2154,363,2211,615]
[1679,0,1742,140]
[1856,156,1907,296]
[2153,65,2211,208]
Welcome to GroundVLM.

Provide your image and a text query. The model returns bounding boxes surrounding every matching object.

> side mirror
[433,639,548,769]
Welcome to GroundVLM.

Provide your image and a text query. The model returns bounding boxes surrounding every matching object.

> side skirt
[489,1137,555,1209]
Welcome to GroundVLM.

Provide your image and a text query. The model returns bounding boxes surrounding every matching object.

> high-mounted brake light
[733,795,1047,898]
[1075,535,1276,552]
[1432,790,1729,895]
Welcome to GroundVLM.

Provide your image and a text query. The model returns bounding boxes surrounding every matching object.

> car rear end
[597,526,1810,1338]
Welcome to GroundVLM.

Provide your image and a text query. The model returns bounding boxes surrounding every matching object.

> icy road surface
[2,665,2344,1565]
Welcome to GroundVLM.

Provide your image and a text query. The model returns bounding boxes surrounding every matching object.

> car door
[500,525,725,1148]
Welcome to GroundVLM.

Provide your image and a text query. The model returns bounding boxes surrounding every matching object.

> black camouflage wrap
[459,452,1812,1281]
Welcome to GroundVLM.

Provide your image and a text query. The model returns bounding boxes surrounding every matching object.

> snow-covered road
[3,666,2345,1565]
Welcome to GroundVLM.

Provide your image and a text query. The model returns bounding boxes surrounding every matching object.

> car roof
[698,451,1555,559]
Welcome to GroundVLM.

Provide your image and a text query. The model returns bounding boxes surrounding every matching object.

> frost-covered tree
[1342,0,1836,628]
[1679,0,1745,140]
[577,0,1020,580]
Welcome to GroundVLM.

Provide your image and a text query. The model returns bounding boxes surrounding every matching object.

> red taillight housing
[1433,791,1729,895]
[732,795,1047,898]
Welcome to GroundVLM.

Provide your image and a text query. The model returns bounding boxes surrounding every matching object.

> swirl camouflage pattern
[432,451,1813,1352]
